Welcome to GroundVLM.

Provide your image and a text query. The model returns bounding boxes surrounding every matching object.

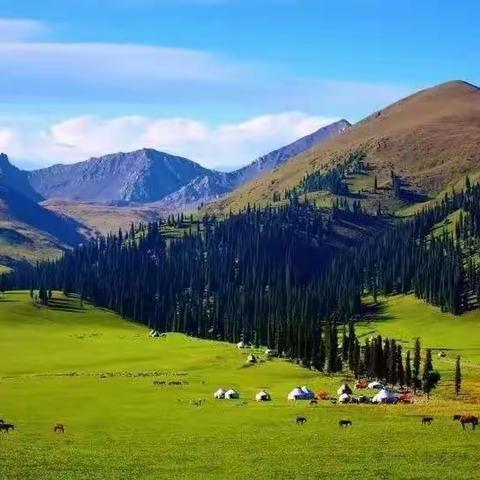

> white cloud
[0,112,339,169]
[0,18,48,42]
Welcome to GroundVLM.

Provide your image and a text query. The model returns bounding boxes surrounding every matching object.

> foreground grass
[1,292,479,479]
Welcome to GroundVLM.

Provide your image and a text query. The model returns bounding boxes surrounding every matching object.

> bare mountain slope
[212,80,480,212]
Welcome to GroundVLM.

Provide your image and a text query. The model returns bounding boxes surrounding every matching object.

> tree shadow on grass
[48,298,84,314]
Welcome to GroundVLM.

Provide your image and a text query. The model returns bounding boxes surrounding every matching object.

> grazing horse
[54,423,65,433]
[453,414,479,430]
[339,420,352,428]
[422,416,434,425]
[0,423,14,432]
[296,416,307,425]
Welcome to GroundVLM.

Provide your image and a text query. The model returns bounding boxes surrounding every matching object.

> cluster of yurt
[287,386,315,400]
[214,388,240,399]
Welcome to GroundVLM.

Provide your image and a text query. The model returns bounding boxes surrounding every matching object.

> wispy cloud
[0,18,48,41]
[1,112,338,168]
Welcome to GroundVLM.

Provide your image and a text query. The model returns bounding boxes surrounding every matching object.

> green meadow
[0,292,479,480]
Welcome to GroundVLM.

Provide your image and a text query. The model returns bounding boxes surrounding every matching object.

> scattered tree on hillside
[455,355,462,397]
[422,349,440,399]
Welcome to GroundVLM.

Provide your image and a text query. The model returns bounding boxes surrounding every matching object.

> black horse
[296,416,307,425]
[339,420,352,428]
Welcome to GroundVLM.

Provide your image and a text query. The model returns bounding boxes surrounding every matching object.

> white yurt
[247,354,257,364]
[288,387,305,400]
[372,389,397,404]
[338,393,351,404]
[300,386,315,399]
[225,389,240,399]
[214,388,226,399]
[337,383,353,395]
[255,390,271,402]
[237,341,247,349]
[367,381,384,390]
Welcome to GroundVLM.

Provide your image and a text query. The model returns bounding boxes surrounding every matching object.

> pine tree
[413,338,421,390]
[422,349,440,400]
[405,350,412,387]
[455,355,462,397]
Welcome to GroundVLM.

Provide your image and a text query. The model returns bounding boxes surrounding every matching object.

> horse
[53,423,65,433]
[296,416,307,425]
[339,420,352,428]
[309,400,318,406]
[422,416,434,425]
[453,414,479,430]
[0,423,14,432]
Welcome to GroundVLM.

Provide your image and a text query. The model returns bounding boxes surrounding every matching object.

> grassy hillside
[1,292,479,479]
[42,199,166,236]
[211,80,480,214]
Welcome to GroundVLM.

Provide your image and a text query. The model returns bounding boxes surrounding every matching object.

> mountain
[211,80,480,212]
[0,154,89,268]
[26,120,350,209]
[0,153,43,202]
[155,119,351,209]
[28,148,210,203]
[228,119,351,187]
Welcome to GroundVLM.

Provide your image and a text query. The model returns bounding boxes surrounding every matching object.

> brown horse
[453,414,478,430]
[422,416,434,425]
[53,423,65,433]
[0,423,14,432]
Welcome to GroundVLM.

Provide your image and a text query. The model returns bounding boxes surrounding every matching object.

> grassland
[1,292,479,479]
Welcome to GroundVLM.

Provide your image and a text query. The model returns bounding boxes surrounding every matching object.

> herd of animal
[294,415,478,429]
[0,419,65,433]
[1,414,477,435]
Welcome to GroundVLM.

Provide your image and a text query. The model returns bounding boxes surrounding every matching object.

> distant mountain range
[0,119,349,266]
[24,119,350,208]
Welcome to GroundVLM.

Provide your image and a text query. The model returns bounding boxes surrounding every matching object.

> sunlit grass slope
[0,292,479,480]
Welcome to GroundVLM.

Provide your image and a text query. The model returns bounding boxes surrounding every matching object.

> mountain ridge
[23,120,350,208]
[210,80,480,213]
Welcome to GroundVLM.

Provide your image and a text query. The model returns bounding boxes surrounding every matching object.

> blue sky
[0,0,478,168]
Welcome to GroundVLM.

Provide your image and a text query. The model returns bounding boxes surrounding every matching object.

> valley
[0,292,479,480]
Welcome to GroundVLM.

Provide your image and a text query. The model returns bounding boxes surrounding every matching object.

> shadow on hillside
[48,298,84,313]
[359,300,394,323]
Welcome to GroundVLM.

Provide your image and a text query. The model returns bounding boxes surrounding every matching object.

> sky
[0,0,478,170]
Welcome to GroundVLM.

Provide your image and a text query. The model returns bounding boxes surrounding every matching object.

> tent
[338,393,351,404]
[288,387,305,400]
[214,388,226,399]
[288,386,314,400]
[372,389,397,404]
[237,341,248,349]
[367,381,384,390]
[300,386,315,399]
[337,384,353,395]
[255,390,271,401]
[225,389,240,399]
[247,354,257,364]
